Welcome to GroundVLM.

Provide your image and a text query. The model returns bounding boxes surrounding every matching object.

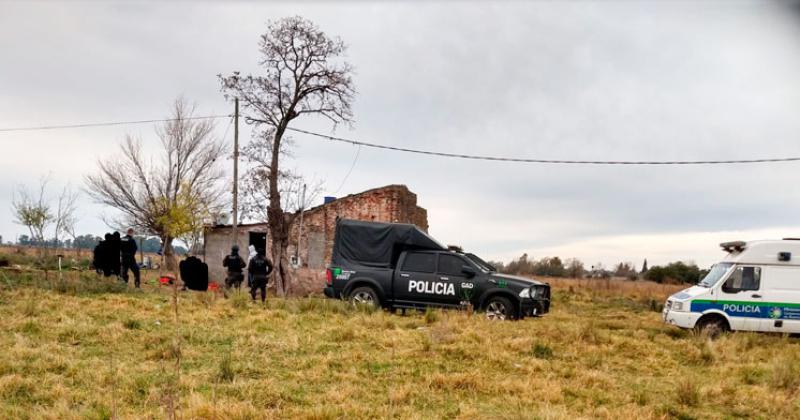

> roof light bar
[720,241,746,253]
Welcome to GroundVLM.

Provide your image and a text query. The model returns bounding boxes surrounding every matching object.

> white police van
[663,239,800,336]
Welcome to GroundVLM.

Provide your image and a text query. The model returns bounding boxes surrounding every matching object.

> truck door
[718,265,763,331]
[394,252,439,306]
[436,254,472,307]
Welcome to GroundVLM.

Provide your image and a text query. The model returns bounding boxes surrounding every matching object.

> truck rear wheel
[484,296,516,321]
[349,286,380,309]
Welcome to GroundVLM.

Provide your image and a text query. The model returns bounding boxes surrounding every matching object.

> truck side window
[438,254,467,276]
[722,266,761,293]
[401,253,436,273]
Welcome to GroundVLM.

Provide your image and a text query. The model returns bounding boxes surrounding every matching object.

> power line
[287,127,800,165]
[220,115,234,144]
[2,115,798,165]
[0,115,230,133]
[332,144,361,195]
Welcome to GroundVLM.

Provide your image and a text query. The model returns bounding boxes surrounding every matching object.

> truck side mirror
[461,265,476,278]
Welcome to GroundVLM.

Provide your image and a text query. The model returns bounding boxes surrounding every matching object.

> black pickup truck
[323,219,550,320]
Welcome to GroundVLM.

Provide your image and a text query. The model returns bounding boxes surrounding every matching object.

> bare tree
[53,186,79,249]
[85,98,226,271]
[63,217,81,256]
[12,178,53,247]
[220,16,355,296]
[239,140,324,222]
[564,258,585,279]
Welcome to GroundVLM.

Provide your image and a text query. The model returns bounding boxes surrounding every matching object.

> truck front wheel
[695,315,729,339]
[484,296,517,321]
[349,286,380,309]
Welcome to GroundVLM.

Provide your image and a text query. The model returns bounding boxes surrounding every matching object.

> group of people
[223,245,274,302]
[92,228,141,288]
[93,227,273,301]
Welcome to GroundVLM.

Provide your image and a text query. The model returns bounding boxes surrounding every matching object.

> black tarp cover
[331,218,446,268]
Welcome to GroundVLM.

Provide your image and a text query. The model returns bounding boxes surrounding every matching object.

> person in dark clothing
[100,233,114,276]
[120,228,141,288]
[222,245,246,291]
[180,255,209,291]
[110,231,122,277]
[248,248,273,303]
[93,236,106,275]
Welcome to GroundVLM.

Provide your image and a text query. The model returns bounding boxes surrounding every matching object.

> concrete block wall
[203,223,268,284]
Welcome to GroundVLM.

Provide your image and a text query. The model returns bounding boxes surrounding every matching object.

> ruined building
[203,184,429,291]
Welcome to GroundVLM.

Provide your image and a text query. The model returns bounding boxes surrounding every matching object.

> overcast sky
[2,1,800,268]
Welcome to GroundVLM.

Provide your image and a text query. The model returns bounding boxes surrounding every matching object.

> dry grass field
[1,270,799,419]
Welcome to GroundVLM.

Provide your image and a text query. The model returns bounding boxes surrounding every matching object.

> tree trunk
[163,236,177,273]
[268,208,293,297]
[267,128,293,297]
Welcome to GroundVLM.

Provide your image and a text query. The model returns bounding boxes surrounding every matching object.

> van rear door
[755,266,800,333]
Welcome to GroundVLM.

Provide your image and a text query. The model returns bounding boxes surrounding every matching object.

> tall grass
[0,271,798,419]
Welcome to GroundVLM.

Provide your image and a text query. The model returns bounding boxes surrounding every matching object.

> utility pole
[295,183,306,264]
[232,97,239,247]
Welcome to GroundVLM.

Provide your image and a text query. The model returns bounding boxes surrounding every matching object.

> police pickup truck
[323,219,550,320]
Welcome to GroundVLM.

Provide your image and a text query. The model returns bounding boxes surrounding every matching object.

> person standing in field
[120,228,141,288]
[248,248,273,303]
[247,244,257,288]
[222,245,246,293]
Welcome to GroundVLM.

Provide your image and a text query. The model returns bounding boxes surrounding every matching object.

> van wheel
[349,286,380,309]
[484,296,516,321]
[696,316,728,339]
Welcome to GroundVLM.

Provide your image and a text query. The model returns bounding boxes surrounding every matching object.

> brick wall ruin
[203,184,429,295]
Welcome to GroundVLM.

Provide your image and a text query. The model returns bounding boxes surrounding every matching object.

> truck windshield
[697,263,732,287]
[465,253,495,272]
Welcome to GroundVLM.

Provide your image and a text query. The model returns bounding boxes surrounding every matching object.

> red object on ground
[159,275,175,285]
[208,282,219,291]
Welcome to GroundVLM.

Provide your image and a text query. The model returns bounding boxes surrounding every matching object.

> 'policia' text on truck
[323,219,551,320]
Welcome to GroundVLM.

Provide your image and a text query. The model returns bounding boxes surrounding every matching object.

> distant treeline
[9,234,188,255]
[487,253,708,284]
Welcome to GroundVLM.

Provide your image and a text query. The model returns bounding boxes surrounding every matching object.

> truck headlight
[519,287,533,298]
[672,301,685,311]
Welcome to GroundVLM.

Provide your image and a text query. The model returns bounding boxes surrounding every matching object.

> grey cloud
[1,1,799,266]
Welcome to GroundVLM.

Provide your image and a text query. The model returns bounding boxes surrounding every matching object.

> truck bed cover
[331,218,446,268]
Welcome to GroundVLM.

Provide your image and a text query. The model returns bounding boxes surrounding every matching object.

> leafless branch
[85,98,226,269]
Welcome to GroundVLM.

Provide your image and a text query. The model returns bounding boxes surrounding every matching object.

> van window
[722,266,761,293]
[438,254,467,276]
[698,263,732,287]
[401,253,436,273]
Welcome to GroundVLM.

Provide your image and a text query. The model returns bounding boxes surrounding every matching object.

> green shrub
[423,307,439,324]
[770,358,800,391]
[675,380,700,406]
[531,343,554,359]
[217,353,235,382]
[122,319,142,330]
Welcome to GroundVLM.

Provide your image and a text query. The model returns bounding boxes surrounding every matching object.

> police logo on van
[408,280,455,296]
[769,307,783,319]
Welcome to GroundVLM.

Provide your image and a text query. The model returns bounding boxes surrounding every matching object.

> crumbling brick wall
[203,184,428,295]
[287,184,428,270]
